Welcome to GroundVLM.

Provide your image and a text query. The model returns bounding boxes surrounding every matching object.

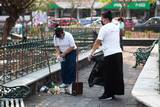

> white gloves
[56,56,65,62]
[88,54,93,62]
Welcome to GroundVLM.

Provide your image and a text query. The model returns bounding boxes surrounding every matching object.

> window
[146,18,160,25]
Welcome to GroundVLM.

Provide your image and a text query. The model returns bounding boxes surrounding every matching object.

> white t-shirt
[54,31,77,52]
[97,22,122,56]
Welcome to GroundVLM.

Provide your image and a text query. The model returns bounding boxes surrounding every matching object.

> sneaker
[65,84,72,94]
[98,94,114,100]
[59,83,67,88]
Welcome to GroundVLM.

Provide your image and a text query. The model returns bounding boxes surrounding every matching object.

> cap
[54,27,63,38]
[55,27,63,33]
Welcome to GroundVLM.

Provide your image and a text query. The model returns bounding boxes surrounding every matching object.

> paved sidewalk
[25,46,147,107]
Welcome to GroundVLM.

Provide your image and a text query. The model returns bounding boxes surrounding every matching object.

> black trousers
[120,36,123,51]
[60,50,77,84]
[102,53,124,96]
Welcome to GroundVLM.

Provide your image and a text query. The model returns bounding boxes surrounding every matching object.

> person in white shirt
[88,10,124,100]
[118,17,125,50]
[54,27,77,88]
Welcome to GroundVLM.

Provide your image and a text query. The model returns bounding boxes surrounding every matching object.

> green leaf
[148,0,156,4]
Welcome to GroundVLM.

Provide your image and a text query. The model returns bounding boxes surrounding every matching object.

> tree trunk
[2,16,19,45]
[90,0,96,21]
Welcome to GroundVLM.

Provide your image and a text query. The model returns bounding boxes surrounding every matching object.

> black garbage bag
[88,51,104,87]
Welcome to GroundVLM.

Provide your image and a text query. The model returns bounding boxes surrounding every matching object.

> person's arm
[90,26,104,55]
[90,39,102,55]
[88,26,105,61]
[55,46,61,57]
[60,47,75,57]
[88,39,101,61]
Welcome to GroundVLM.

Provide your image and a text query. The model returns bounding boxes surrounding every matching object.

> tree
[99,0,112,3]
[99,0,128,17]
[90,0,96,21]
[30,0,50,12]
[0,0,36,45]
[148,0,157,17]
[27,0,50,27]
[119,0,128,17]
[68,0,82,18]
[148,0,156,4]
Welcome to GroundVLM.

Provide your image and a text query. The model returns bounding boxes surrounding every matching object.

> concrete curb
[132,44,159,107]
[3,49,102,94]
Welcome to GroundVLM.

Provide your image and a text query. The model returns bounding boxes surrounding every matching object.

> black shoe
[98,94,113,100]
[112,95,116,99]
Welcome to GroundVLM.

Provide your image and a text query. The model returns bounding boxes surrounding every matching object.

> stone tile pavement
[24,46,147,107]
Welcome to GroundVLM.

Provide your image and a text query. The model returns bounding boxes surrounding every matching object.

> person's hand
[56,56,64,62]
[60,52,66,58]
[88,54,93,62]
[56,56,61,62]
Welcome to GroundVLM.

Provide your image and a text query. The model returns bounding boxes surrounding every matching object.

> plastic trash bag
[88,51,104,87]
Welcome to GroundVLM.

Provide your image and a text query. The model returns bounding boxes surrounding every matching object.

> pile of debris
[39,82,72,95]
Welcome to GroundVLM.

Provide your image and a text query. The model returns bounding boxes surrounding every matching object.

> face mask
[101,20,105,25]
[56,32,64,38]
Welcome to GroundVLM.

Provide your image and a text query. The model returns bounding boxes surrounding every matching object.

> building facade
[0,0,157,20]
[48,0,157,19]
[48,0,104,19]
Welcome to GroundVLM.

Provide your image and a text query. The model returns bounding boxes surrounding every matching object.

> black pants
[60,50,77,84]
[120,36,123,51]
[102,53,124,96]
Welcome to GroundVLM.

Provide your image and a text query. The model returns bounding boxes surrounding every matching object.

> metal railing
[159,38,160,93]
[0,38,56,84]
[1,26,160,85]
[70,27,97,52]
[0,28,95,84]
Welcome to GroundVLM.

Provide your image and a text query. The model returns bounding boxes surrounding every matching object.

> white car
[84,18,102,27]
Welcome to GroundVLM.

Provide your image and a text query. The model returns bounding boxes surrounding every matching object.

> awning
[127,2,150,10]
[102,1,150,10]
[53,2,105,9]
[48,3,61,9]
[102,2,122,10]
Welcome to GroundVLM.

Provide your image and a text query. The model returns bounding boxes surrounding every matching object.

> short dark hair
[54,27,63,38]
[101,10,112,22]
[118,17,124,22]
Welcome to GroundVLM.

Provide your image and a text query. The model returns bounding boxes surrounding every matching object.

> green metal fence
[67,27,97,52]
[0,38,55,84]
[0,28,95,84]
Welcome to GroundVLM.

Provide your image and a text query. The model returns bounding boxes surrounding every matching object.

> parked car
[48,20,59,28]
[85,18,102,27]
[79,18,92,25]
[59,17,79,26]
[133,17,160,32]
[79,17,100,26]
[48,17,79,28]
